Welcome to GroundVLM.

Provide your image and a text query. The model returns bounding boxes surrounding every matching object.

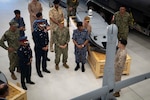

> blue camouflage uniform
[32,27,49,75]
[72,29,89,64]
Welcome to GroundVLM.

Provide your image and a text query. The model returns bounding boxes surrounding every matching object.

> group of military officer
[0,0,85,90]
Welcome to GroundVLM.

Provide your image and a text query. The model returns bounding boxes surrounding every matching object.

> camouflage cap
[9,20,18,27]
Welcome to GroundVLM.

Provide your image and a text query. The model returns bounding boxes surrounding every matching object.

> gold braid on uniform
[72,0,76,2]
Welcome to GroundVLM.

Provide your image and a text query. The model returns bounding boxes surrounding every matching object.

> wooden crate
[88,50,131,78]
[6,82,27,100]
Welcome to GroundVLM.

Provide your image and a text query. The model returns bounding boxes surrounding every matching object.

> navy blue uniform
[32,29,49,76]
[17,44,32,87]
[13,17,25,37]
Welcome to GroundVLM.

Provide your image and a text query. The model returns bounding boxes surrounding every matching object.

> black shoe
[46,58,50,61]
[38,73,43,77]
[43,69,51,73]
[27,81,35,85]
[22,85,27,90]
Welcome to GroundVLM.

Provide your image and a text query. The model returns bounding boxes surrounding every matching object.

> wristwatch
[82,44,84,47]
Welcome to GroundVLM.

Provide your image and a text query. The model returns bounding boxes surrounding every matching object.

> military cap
[53,0,60,4]
[9,20,19,27]
[119,39,127,46]
[36,19,45,24]
[19,36,27,41]
[14,9,20,14]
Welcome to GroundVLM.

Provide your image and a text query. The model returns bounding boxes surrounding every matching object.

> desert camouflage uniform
[114,48,127,82]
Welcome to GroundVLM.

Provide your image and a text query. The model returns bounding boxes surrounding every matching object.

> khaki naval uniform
[0,29,20,72]
[49,6,64,51]
[113,11,132,40]
[28,1,43,32]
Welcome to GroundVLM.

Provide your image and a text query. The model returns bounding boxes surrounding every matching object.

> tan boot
[11,72,17,80]
[113,92,120,97]
[63,63,69,69]
[50,48,54,52]
[55,64,59,70]
[50,43,54,52]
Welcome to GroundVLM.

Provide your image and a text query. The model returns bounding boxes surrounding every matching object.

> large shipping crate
[6,82,27,100]
[88,49,131,78]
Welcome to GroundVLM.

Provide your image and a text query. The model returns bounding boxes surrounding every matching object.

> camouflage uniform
[49,6,64,51]
[114,48,127,82]
[53,27,70,64]
[72,29,89,64]
[0,29,20,72]
[67,0,79,26]
[67,0,79,16]
[114,11,132,40]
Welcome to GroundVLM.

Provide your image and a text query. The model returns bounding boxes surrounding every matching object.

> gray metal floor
[0,0,150,100]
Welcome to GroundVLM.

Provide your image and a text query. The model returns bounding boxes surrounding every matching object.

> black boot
[81,63,85,72]
[74,63,80,71]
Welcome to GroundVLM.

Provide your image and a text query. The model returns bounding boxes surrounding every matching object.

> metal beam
[72,72,150,100]
[114,72,150,92]
[71,24,150,100]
